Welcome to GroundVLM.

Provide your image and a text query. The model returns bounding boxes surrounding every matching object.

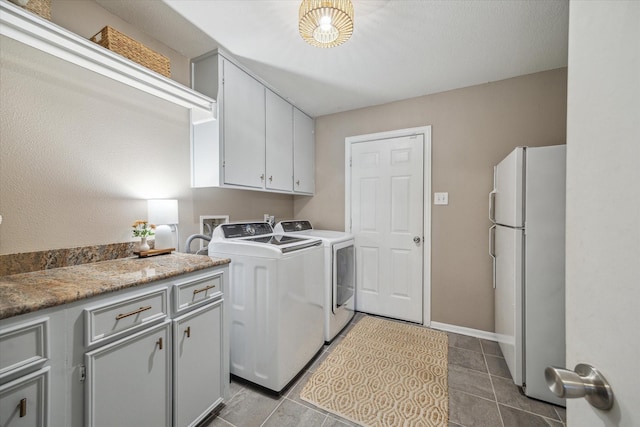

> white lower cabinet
[85,321,172,427]
[173,300,223,427]
[0,367,49,427]
[0,265,228,427]
[80,266,228,427]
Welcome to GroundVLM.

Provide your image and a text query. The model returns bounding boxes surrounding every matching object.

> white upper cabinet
[191,49,314,194]
[266,90,294,192]
[222,59,266,188]
[0,1,215,124]
[293,108,315,194]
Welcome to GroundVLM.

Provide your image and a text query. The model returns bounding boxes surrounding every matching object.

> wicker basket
[10,0,51,20]
[90,26,171,78]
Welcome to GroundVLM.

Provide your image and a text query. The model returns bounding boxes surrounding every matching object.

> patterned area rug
[300,316,448,427]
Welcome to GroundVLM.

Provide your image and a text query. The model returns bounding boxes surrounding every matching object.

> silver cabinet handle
[545,364,614,410]
[413,236,421,244]
[269,175,273,183]
[489,225,496,289]
[296,180,300,186]
[260,174,265,181]
[489,190,496,222]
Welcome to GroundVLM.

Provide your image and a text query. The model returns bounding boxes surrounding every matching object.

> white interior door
[564,2,640,425]
[350,134,424,323]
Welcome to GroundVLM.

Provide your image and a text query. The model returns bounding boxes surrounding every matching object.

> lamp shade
[147,199,179,225]
[299,0,354,48]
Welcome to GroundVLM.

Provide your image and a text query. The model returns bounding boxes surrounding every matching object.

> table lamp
[148,199,179,251]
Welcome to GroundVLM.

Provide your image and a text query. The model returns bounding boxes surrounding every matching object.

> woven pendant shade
[299,0,354,48]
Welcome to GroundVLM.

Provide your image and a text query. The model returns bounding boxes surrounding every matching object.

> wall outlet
[434,192,449,205]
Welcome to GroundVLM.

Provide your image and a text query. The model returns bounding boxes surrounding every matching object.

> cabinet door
[293,108,315,194]
[173,300,223,427]
[0,368,49,427]
[222,59,266,188]
[265,89,293,192]
[85,321,171,427]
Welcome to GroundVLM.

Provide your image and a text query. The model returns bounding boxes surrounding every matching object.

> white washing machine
[208,222,324,393]
[274,220,355,343]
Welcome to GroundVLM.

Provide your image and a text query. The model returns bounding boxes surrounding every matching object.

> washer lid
[211,222,322,253]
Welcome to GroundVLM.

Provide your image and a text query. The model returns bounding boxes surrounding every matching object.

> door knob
[545,364,614,410]
[413,236,421,244]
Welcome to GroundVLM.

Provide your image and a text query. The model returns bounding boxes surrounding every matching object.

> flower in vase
[132,220,156,238]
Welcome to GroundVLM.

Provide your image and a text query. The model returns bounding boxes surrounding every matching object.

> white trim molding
[430,321,499,342]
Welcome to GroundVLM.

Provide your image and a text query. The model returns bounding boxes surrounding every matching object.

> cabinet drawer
[84,288,168,346]
[173,273,223,315]
[0,367,49,426]
[0,318,48,381]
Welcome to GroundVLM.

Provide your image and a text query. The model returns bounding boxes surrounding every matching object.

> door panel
[222,59,265,188]
[359,247,379,293]
[265,89,293,192]
[494,225,523,386]
[565,2,639,424]
[293,108,315,194]
[359,178,379,230]
[391,176,410,231]
[494,147,524,227]
[173,301,223,427]
[351,135,424,323]
[390,249,410,297]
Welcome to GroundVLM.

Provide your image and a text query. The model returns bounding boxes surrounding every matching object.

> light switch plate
[434,192,449,205]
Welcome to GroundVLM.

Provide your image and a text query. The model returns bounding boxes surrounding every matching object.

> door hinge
[222,160,225,168]
[80,365,86,382]
[350,157,352,167]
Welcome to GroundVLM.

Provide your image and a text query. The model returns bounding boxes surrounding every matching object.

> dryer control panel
[278,220,313,232]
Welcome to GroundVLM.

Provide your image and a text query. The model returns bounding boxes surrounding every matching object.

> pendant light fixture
[299,0,354,48]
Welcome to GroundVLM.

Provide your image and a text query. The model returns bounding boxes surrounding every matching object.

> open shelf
[0,0,216,122]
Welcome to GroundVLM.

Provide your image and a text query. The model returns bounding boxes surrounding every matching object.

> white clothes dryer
[274,220,355,343]
[208,222,324,392]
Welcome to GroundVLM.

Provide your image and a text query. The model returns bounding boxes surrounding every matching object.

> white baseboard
[429,321,498,342]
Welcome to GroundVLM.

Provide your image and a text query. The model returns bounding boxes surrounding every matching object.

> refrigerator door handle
[489,225,496,289]
[489,190,497,222]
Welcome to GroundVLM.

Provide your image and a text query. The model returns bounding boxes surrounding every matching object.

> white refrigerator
[489,145,566,406]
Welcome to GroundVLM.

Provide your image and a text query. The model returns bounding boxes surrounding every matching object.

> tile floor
[203,313,566,427]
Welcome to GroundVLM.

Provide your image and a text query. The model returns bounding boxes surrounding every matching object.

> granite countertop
[0,253,230,320]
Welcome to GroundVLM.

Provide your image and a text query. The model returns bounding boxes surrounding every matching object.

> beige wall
[294,69,568,332]
[0,1,293,255]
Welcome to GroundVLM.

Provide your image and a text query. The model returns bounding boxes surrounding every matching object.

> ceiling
[94,0,569,117]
